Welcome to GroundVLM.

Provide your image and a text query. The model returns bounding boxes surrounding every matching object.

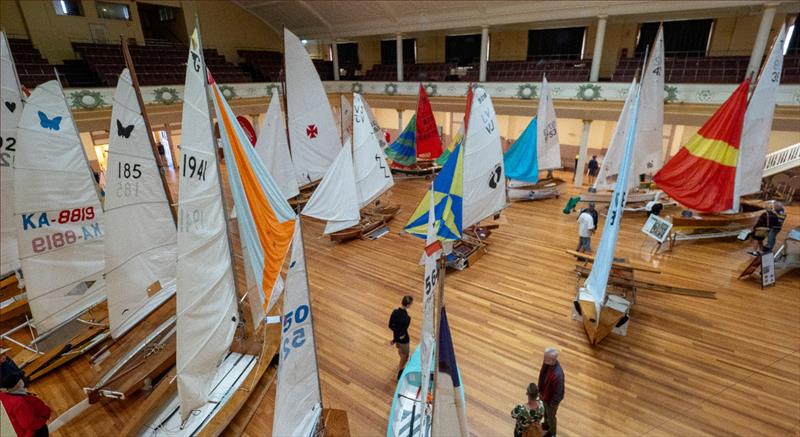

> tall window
[96,1,131,20]
[337,42,359,67]
[445,34,481,66]
[381,39,416,64]
[53,0,82,16]
[636,19,713,56]
[527,27,586,60]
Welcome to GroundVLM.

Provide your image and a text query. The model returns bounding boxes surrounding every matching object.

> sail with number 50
[14,80,105,333]
[209,76,296,313]
[175,28,238,421]
[1,31,23,277]
[273,219,323,436]
[104,68,177,339]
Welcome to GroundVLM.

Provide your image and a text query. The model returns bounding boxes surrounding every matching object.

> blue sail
[503,117,539,183]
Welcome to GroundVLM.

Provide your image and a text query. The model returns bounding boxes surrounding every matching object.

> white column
[574,120,592,187]
[479,25,489,82]
[589,15,607,82]
[397,109,404,130]
[332,41,340,80]
[747,3,778,78]
[396,34,404,81]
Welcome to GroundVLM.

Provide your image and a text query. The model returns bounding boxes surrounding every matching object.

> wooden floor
[13,171,800,436]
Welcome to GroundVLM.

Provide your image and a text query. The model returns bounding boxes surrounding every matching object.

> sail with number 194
[1,31,23,277]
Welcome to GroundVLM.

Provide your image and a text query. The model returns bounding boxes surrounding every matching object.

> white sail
[594,81,638,191]
[581,80,641,315]
[104,69,177,340]
[284,28,340,184]
[272,219,323,436]
[362,96,387,150]
[1,31,23,276]
[14,80,105,333]
[462,87,506,229]
[301,139,360,234]
[418,188,439,409]
[175,28,238,421]
[536,76,561,170]
[736,23,786,204]
[632,25,665,178]
[339,94,353,143]
[254,92,300,200]
[352,93,394,207]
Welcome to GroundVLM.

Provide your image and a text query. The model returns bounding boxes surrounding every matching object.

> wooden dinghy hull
[390,161,441,178]
[670,211,761,231]
[508,183,560,201]
[0,274,29,324]
[579,190,659,204]
[330,204,401,243]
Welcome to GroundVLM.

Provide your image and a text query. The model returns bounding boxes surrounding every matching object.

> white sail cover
[104,69,176,339]
[339,94,353,143]
[301,139,360,234]
[594,81,638,191]
[463,87,506,229]
[352,93,394,207]
[14,81,105,333]
[418,188,439,408]
[632,25,665,178]
[536,77,561,170]
[285,28,340,184]
[1,31,22,276]
[736,23,786,201]
[363,97,387,150]
[581,80,641,316]
[175,28,238,421]
[273,219,323,436]
[255,93,300,200]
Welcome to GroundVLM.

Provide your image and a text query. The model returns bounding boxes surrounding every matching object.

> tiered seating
[783,55,800,84]
[8,38,56,87]
[73,42,252,86]
[364,63,453,81]
[238,50,334,81]
[614,55,748,83]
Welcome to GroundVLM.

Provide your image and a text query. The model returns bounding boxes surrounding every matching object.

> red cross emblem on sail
[306,124,318,139]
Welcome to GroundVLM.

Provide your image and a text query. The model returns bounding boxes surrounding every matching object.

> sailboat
[6,77,108,380]
[405,85,506,270]
[573,78,642,345]
[254,91,300,201]
[302,93,397,242]
[652,24,786,238]
[504,75,563,201]
[83,40,179,403]
[583,26,665,209]
[386,84,443,177]
[0,30,29,324]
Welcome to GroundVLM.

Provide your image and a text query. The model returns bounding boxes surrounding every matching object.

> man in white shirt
[576,203,596,253]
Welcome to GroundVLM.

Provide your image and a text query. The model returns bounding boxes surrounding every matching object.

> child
[511,383,545,437]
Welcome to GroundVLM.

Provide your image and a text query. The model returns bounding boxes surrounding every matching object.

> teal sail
[385,115,417,166]
[503,117,539,183]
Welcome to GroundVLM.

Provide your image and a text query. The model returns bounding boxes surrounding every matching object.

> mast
[120,35,178,225]
[194,14,239,303]
[430,253,446,425]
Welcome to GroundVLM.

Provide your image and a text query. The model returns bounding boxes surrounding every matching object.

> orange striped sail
[653,80,750,212]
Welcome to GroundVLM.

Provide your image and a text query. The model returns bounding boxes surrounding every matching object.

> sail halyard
[1,31,24,277]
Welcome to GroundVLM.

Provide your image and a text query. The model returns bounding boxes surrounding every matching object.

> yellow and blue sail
[209,77,295,313]
[503,116,539,183]
[385,115,417,167]
[436,126,463,166]
[404,142,463,241]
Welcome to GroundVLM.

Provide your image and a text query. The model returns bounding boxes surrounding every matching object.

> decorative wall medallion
[617,87,629,99]
[69,90,106,110]
[219,85,236,100]
[696,89,712,102]
[576,84,602,101]
[351,82,363,94]
[793,89,800,104]
[664,85,678,103]
[516,83,537,99]
[153,87,180,105]
[384,83,398,95]
[266,83,281,97]
[424,83,437,96]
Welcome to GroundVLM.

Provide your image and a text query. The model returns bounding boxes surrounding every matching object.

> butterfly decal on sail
[37,111,62,131]
[116,120,134,138]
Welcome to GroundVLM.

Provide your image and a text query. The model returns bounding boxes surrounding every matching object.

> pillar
[396,34,404,81]
[574,120,592,187]
[589,15,607,82]
[397,109,404,130]
[332,41,340,80]
[479,26,489,82]
[747,3,778,78]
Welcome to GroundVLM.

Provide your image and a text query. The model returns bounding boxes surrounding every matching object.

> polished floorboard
[13,172,800,436]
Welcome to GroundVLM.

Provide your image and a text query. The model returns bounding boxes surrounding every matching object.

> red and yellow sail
[653,80,750,212]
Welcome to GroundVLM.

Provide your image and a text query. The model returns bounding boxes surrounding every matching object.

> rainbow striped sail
[385,115,417,167]
[209,76,295,313]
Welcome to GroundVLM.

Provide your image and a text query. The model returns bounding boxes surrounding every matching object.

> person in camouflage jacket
[511,383,545,437]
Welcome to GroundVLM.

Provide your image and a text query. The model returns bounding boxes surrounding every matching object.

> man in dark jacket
[388,295,413,381]
[538,347,565,437]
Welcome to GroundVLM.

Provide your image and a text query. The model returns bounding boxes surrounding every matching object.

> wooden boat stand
[0,273,29,324]
[445,225,498,270]
[566,250,715,344]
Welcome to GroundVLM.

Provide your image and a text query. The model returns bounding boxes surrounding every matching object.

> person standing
[751,201,787,255]
[576,203,596,253]
[511,383,545,437]
[388,295,413,381]
[538,347,565,437]
[0,363,51,437]
[587,155,599,185]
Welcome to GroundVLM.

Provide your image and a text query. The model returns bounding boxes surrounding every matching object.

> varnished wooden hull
[0,274,30,325]
[330,204,400,242]
[671,211,761,230]
[579,190,658,204]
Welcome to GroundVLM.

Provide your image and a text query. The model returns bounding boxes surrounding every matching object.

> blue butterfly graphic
[38,111,62,131]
